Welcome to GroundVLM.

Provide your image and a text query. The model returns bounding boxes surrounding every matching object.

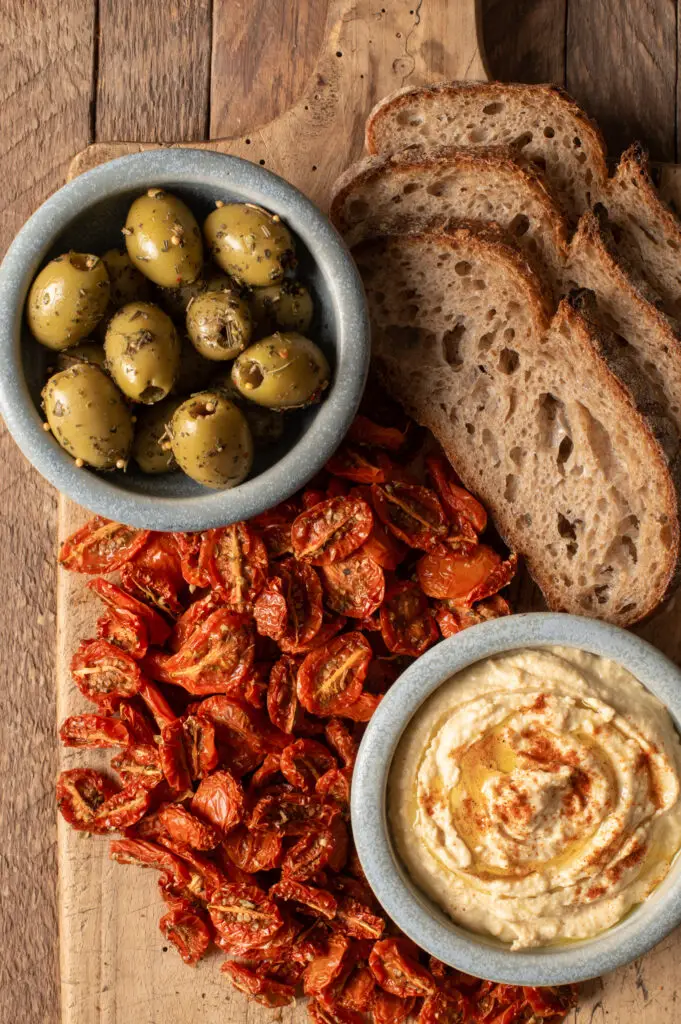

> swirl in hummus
[388,646,681,949]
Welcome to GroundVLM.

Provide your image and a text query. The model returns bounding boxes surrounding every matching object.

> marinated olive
[102,248,152,307]
[56,341,107,373]
[174,337,215,394]
[42,364,133,470]
[203,203,295,287]
[251,281,314,335]
[155,268,232,321]
[131,396,181,475]
[211,374,285,447]
[27,252,110,350]
[124,188,203,288]
[104,301,180,404]
[231,332,330,410]
[186,289,252,361]
[169,391,253,489]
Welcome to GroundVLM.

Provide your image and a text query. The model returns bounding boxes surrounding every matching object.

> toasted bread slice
[353,227,680,625]
[330,146,568,290]
[365,82,608,225]
[602,143,681,319]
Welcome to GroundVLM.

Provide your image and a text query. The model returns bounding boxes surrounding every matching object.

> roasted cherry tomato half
[297,632,372,716]
[59,517,149,574]
[379,581,438,657]
[291,495,373,565]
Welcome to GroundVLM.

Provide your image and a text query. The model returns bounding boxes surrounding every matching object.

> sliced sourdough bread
[364,82,608,224]
[602,143,681,319]
[330,145,568,290]
[352,226,680,625]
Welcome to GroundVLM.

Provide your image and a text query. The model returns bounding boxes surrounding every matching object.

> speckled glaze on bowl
[0,149,369,530]
[352,613,681,986]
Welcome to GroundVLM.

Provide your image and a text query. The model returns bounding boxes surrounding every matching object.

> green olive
[104,301,180,404]
[131,396,182,474]
[27,252,110,350]
[55,341,107,373]
[42,364,133,470]
[231,332,330,410]
[186,290,252,361]
[174,337,215,394]
[211,375,285,446]
[203,203,295,287]
[102,248,152,307]
[169,390,253,489]
[124,188,203,288]
[155,268,232,321]
[251,281,314,335]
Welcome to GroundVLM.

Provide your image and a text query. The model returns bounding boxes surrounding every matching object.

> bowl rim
[0,148,369,531]
[351,612,681,985]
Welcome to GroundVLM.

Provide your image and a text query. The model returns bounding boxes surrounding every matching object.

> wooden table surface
[1,1,679,1020]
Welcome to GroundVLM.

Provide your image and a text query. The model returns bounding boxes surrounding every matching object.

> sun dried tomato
[297,632,372,716]
[158,838,227,901]
[173,531,211,588]
[303,488,327,509]
[208,881,283,948]
[418,990,470,1024]
[56,768,119,832]
[111,744,163,788]
[223,823,283,873]
[324,719,358,768]
[251,501,298,558]
[280,739,337,793]
[371,482,447,550]
[198,694,288,756]
[222,962,296,1007]
[168,593,221,653]
[139,647,174,683]
[59,517,150,574]
[59,713,129,749]
[96,606,148,658]
[326,444,394,484]
[331,874,374,908]
[138,678,177,729]
[372,990,416,1024]
[417,543,504,601]
[71,638,143,707]
[190,769,244,836]
[267,655,304,734]
[271,877,337,919]
[334,960,376,1012]
[281,612,348,656]
[158,804,220,851]
[91,780,154,832]
[119,701,157,745]
[426,453,488,535]
[316,767,352,805]
[254,958,306,987]
[120,533,185,618]
[369,939,436,998]
[291,495,373,565]
[282,816,348,881]
[482,1003,525,1024]
[360,517,407,570]
[161,609,255,695]
[321,552,385,619]
[88,578,171,647]
[435,594,511,638]
[158,720,192,793]
[250,791,334,835]
[199,523,268,611]
[181,714,218,779]
[250,751,285,790]
[109,837,192,891]
[303,931,351,995]
[254,557,323,649]
[380,581,438,657]
[335,896,384,940]
[347,415,406,451]
[309,998,364,1024]
[160,899,211,965]
[523,985,578,1017]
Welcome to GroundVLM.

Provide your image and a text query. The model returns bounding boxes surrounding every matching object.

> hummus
[388,646,681,949]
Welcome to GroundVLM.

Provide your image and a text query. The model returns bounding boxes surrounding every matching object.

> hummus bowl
[351,612,681,985]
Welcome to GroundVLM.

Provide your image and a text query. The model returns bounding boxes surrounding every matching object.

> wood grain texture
[567,0,677,161]
[481,0,566,85]
[210,0,328,138]
[97,0,213,142]
[0,3,95,1024]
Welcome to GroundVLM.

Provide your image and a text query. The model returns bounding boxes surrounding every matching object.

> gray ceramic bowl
[0,150,369,530]
[352,612,681,985]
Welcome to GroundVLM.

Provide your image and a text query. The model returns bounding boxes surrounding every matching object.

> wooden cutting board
[57,1,681,1021]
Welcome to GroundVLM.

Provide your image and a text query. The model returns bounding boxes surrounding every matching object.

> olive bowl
[0,150,369,530]
[351,612,681,986]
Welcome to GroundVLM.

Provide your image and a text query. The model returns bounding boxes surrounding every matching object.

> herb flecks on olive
[132,396,182,475]
[169,390,253,489]
[27,252,110,350]
[155,267,233,321]
[104,301,180,404]
[56,341,108,373]
[124,189,203,288]
[203,203,295,287]
[251,280,314,335]
[42,364,133,470]
[186,289,252,361]
[231,332,330,410]
[102,248,152,307]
